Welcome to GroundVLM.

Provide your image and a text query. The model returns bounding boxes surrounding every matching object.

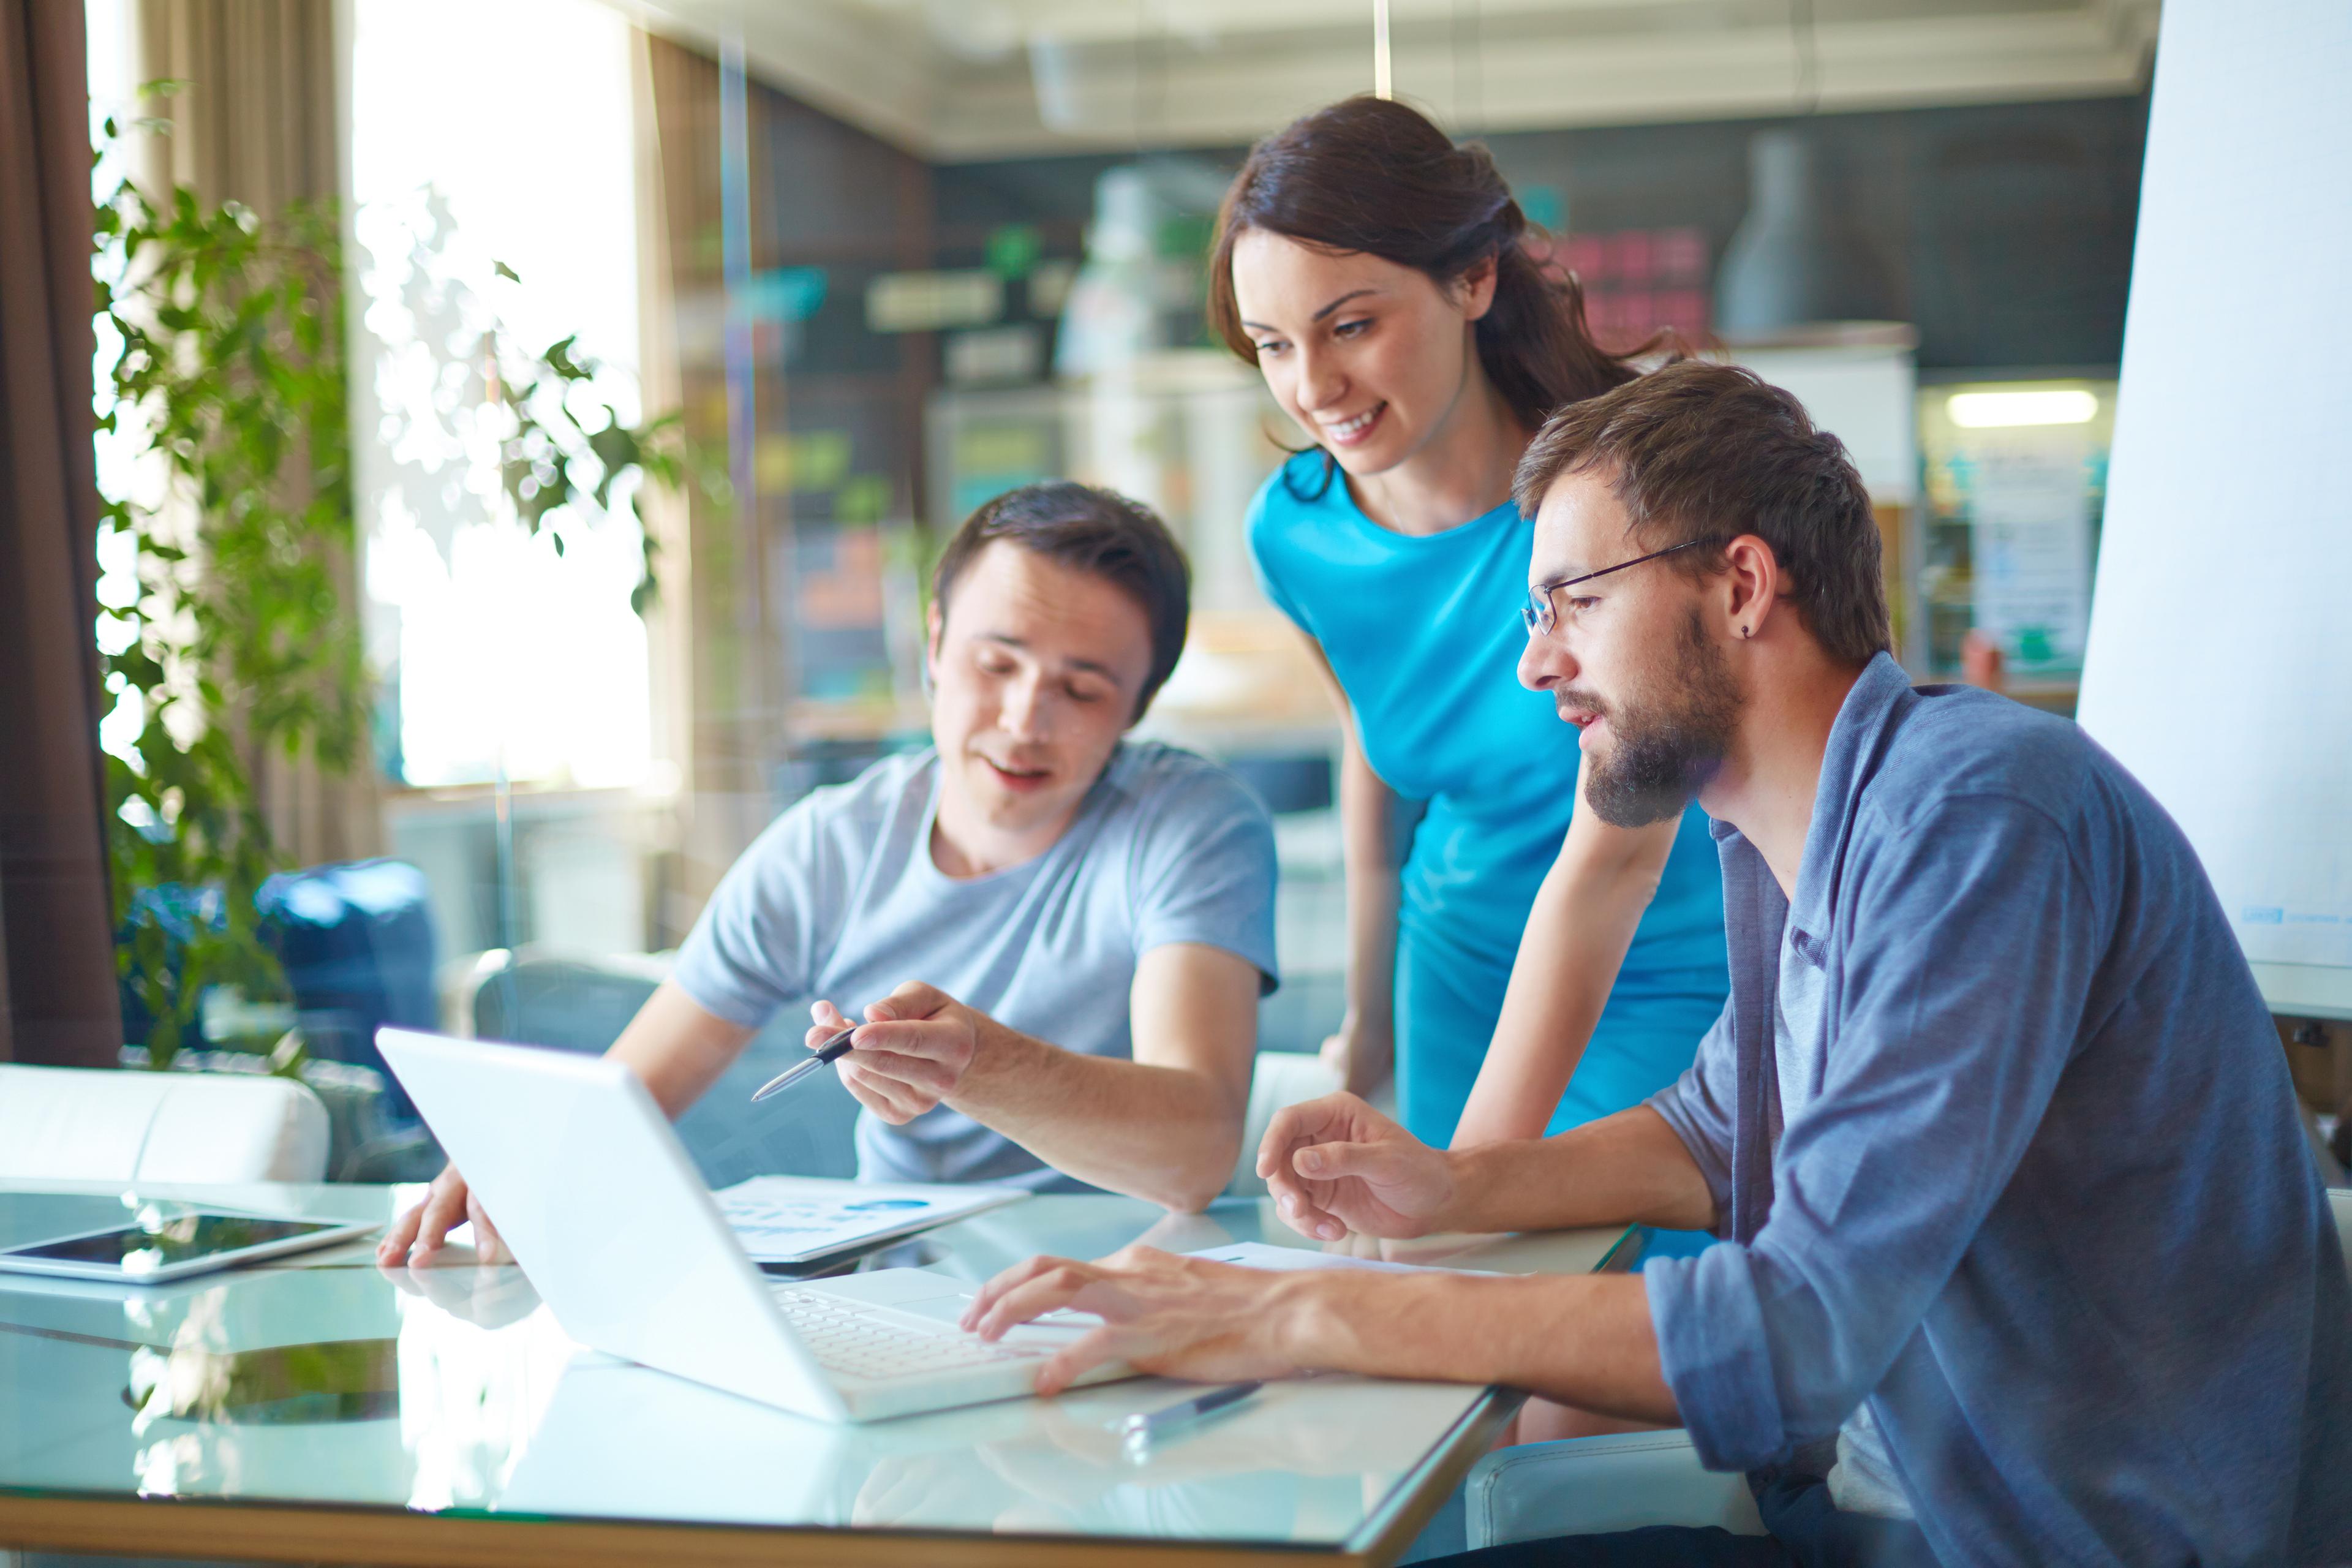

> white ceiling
[615,0,2160,160]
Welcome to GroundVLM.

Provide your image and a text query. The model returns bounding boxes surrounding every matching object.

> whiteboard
[2075,0,2352,1018]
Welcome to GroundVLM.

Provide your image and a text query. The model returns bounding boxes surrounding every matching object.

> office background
[3,0,2345,1205]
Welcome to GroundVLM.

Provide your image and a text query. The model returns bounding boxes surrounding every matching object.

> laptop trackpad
[802,1267,967,1308]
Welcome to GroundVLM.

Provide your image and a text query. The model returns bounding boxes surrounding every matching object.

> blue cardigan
[1643,654,2352,1566]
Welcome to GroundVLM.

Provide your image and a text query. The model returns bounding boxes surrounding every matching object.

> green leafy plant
[94,97,714,1066]
[360,195,722,625]
[94,96,363,1066]
[492,303,708,619]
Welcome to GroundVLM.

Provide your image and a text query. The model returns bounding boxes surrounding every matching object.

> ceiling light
[1945,390,2099,428]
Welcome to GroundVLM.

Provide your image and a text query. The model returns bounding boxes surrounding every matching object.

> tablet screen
[9,1214,342,1275]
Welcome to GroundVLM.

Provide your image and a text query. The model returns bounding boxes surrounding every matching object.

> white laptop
[377,1027,1134,1422]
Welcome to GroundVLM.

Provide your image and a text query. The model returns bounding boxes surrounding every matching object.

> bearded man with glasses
[964,360,2352,1567]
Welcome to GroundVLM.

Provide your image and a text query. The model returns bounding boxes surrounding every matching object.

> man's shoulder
[1107,740,1273,815]
[748,747,935,865]
[1102,741,1275,842]
[1869,684,2112,831]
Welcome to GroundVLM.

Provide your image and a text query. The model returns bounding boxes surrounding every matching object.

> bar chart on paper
[717,1177,1025,1265]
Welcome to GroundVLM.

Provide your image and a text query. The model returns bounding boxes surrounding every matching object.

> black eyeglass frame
[1520,536,1722,638]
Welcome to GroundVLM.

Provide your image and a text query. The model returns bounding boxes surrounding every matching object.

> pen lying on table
[750,1025,859,1102]
[1112,1381,1264,1452]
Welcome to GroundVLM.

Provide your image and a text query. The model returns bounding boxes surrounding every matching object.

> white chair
[1226,1050,1343,1198]
[1463,1187,2352,1550]
[0,1064,330,1184]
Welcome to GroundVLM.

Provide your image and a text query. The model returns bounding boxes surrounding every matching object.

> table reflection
[4,1183,1612,1553]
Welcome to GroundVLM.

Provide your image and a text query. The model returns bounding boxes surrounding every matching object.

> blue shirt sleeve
[668,800,848,1028]
[1128,764,1281,996]
[1646,998,1738,1229]
[1245,466,1317,636]
[1644,793,2103,1472]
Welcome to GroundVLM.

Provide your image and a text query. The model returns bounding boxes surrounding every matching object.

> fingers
[1270,1183,1346,1243]
[834,1011,974,1125]
[376,1196,424,1264]
[1291,1137,1402,1185]
[973,1264,1104,1341]
[1254,1093,1361,1179]
[1262,1138,1339,1237]
[467,1190,510,1265]
[807,999,854,1047]
[414,1172,471,1255]
[837,1058,935,1124]
[961,1255,1049,1330]
[385,1169,472,1264]
[1318,1031,1351,1076]
[962,1254,1094,1337]
[869,980,950,1023]
[1035,1323,1126,1398]
[843,1020,965,1077]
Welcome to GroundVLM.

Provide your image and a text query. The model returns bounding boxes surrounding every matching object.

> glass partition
[83,0,2154,1175]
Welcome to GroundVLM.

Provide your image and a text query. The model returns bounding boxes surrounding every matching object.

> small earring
[1740,625,1752,639]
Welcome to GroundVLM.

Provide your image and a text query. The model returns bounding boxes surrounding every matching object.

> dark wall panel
[934,92,2152,372]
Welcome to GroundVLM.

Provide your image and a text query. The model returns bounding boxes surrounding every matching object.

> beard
[1576,610,1743,829]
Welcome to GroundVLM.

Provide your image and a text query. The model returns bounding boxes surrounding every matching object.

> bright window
[348,0,650,790]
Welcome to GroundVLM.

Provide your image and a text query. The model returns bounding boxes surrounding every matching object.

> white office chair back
[1227,1051,1343,1198]
[0,1065,330,1184]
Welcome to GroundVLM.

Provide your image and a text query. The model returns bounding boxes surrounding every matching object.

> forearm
[607,981,757,1118]
[1452,823,1672,1147]
[1337,732,1399,1090]
[1441,1105,1717,1235]
[1283,1269,1676,1423]
[949,1023,1242,1212]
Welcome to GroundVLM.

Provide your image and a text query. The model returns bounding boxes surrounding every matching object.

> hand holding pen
[752,984,983,1123]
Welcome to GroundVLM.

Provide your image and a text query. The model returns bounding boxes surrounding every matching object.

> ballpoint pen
[749,1025,860,1102]
[1112,1381,1264,1456]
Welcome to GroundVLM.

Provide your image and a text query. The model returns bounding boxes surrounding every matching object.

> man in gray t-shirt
[671,737,1275,1191]
[384,483,1278,1260]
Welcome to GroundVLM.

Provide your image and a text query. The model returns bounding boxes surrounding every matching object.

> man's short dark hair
[931,481,1192,720]
[1513,361,1892,666]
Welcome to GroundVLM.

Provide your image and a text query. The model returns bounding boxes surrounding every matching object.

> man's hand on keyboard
[962,1244,1314,1396]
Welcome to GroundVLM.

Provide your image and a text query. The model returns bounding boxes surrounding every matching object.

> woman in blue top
[1210,97,1730,1156]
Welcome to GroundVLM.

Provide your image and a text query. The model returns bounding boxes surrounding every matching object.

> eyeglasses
[1520,537,1721,638]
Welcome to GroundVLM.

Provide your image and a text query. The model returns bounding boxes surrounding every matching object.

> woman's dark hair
[1208,96,1654,442]
[930,481,1191,722]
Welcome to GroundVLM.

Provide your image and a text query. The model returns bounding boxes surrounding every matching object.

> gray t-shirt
[670,741,1280,1191]
[1773,921,1912,1522]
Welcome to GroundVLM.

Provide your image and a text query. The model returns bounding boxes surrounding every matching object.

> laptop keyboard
[771,1286,1041,1382]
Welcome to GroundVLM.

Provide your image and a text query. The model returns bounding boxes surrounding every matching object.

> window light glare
[1946,390,2099,429]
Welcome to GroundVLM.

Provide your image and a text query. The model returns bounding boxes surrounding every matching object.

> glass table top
[0,1180,1632,1561]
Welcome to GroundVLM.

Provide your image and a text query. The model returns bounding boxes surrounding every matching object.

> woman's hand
[1256,1092,1457,1241]
[1318,1010,1394,1099]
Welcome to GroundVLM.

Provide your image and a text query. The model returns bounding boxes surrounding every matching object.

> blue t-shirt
[671,741,1280,1190]
[1248,452,1728,1142]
